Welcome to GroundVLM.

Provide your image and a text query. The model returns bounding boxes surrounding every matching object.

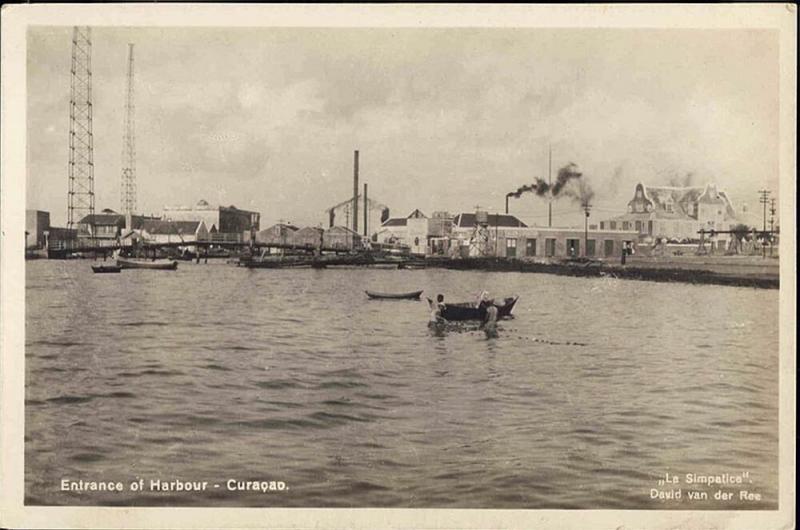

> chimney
[353,150,359,234]
[363,183,368,237]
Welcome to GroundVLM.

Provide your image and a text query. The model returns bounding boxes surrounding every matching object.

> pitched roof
[77,213,125,226]
[295,226,324,234]
[261,223,299,232]
[326,195,389,213]
[382,218,407,227]
[453,213,527,228]
[325,225,361,236]
[141,220,202,235]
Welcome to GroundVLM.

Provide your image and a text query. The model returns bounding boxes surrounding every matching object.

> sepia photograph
[1,4,796,529]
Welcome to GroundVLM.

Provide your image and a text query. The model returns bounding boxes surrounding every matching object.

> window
[622,222,630,231]
[566,239,580,257]
[600,221,605,230]
[635,221,642,232]
[610,221,617,230]
[545,238,556,257]
[604,240,615,257]
[525,238,537,257]
[586,239,596,257]
[506,238,517,258]
[648,220,653,235]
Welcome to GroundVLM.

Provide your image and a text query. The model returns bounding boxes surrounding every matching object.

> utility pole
[758,189,770,258]
[769,197,776,257]
[120,43,137,216]
[583,203,591,257]
[363,183,368,238]
[67,26,95,232]
[548,145,553,227]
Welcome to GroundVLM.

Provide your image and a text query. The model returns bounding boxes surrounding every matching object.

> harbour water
[25,260,779,508]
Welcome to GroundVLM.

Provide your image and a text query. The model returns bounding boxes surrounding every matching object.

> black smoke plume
[505,162,585,200]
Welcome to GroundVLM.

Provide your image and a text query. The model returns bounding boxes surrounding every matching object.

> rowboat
[91,264,122,274]
[117,259,178,271]
[428,296,519,321]
[365,290,423,300]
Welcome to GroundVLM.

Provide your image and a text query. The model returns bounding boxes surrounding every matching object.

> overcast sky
[27,27,778,228]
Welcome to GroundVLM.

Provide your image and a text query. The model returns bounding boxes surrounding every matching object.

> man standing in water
[429,294,446,327]
[483,300,499,339]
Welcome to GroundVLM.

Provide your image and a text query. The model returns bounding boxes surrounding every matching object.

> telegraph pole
[769,198,776,257]
[583,203,591,257]
[758,189,770,258]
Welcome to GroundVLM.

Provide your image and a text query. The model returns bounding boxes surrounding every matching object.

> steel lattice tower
[67,26,95,230]
[120,43,137,215]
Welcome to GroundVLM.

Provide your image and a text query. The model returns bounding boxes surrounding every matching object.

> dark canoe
[429,296,519,321]
[117,259,178,270]
[365,290,423,300]
[91,264,122,273]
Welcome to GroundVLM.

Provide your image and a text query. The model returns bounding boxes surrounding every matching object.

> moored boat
[91,264,122,273]
[117,259,178,270]
[365,289,423,300]
[428,296,519,321]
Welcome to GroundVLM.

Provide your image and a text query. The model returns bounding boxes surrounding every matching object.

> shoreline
[425,257,780,289]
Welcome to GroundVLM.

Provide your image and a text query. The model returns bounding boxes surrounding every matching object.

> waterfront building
[293,226,325,250]
[136,220,209,244]
[325,195,390,237]
[26,210,50,249]
[76,209,159,240]
[323,226,362,251]
[489,226,638,259]
[377,209,431,255]
[254,223,300,246]
[162,200,261,241]
[599,183,740,244]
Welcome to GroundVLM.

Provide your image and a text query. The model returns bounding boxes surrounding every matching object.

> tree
[728,223,752,254]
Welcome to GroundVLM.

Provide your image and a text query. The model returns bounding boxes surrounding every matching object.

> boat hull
[429,296,519,321]
[91,265,122,273]
[365,290,423,300]
[117,259,178,270]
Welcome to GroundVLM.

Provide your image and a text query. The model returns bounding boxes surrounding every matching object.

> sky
[27,27,779,229]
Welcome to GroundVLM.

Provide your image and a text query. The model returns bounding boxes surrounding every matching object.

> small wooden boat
[91,264,122,274]
[117,259,178,271]
[365,289,424,300]
[428,296,519,321]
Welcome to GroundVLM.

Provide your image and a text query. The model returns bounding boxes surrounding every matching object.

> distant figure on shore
[483,302,499,339]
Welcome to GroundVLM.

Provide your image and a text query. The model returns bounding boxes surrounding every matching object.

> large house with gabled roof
[600,182,740,243]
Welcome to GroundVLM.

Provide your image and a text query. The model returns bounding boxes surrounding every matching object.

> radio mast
[67,26,95,230]
[120,43,137,215]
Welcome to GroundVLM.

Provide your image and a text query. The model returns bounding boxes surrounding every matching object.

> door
[545,238,556,257]
[525,238,537,256]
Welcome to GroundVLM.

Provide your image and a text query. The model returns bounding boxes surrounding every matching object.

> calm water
[25,260,779,508]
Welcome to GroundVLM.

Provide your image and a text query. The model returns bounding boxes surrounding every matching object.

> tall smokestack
[353,150,359,233]
[548,145,552,227]
[363,183,368,237]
